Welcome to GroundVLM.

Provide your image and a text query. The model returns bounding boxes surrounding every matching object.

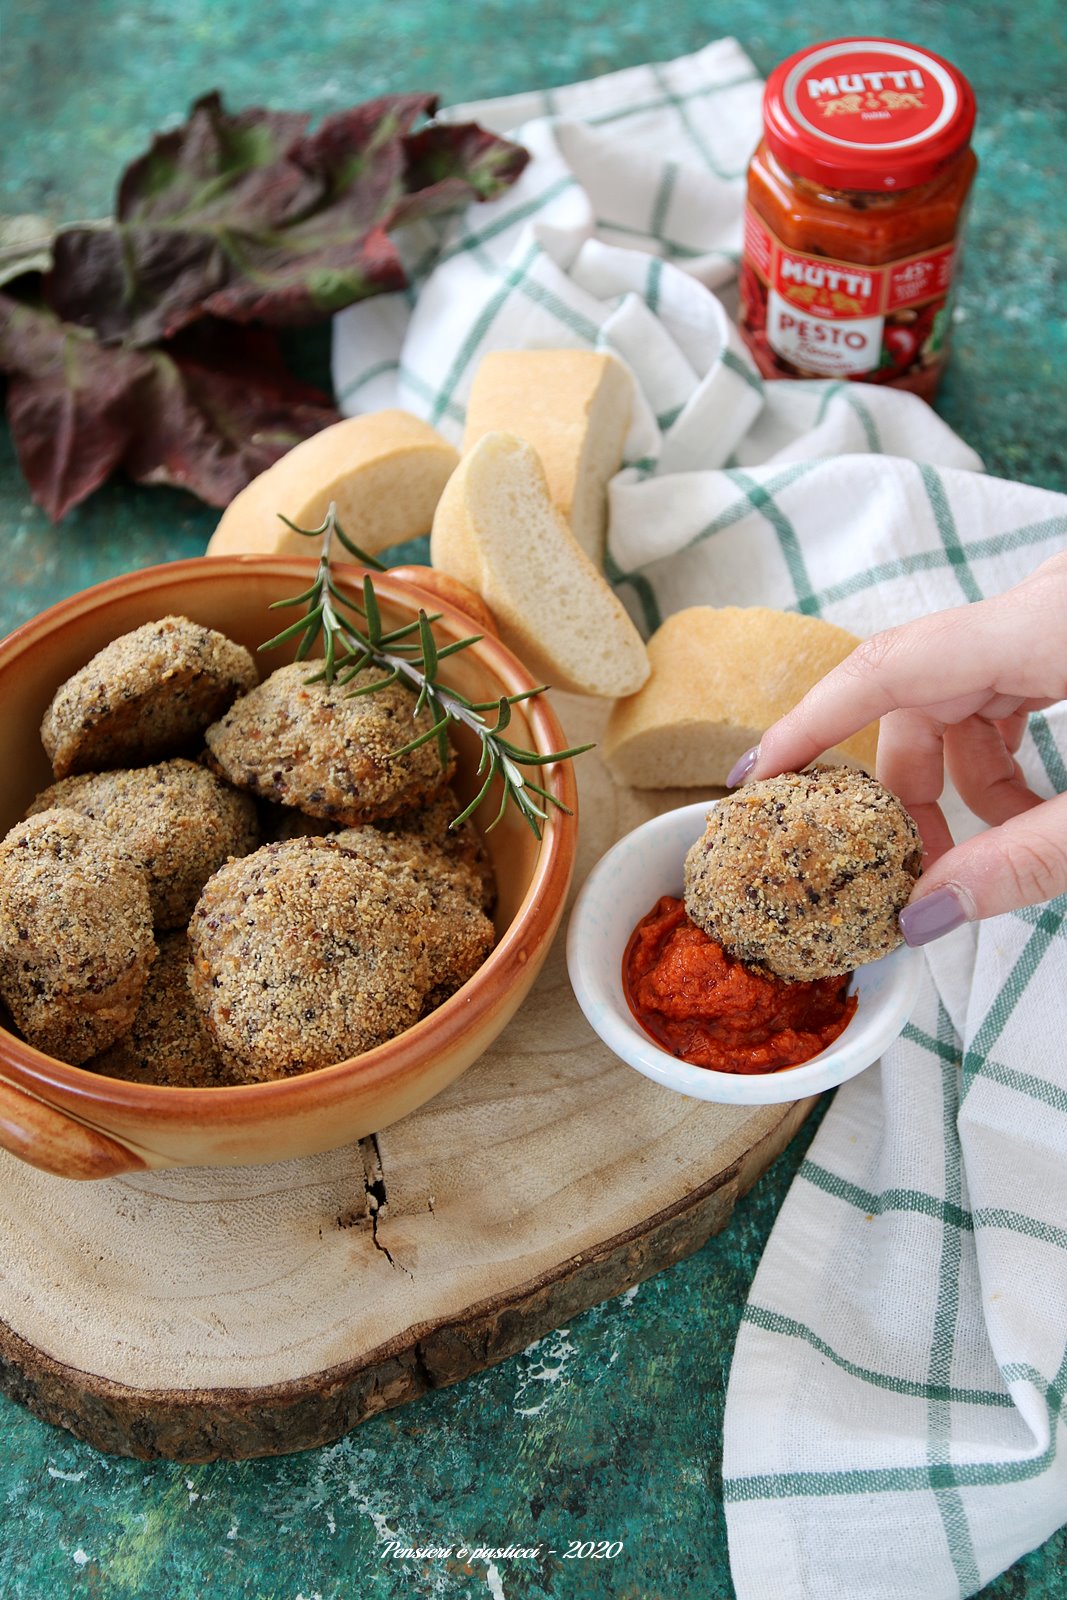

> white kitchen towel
[332,43,1067,1599]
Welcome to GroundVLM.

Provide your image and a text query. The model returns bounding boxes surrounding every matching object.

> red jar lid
[763,38,976,192]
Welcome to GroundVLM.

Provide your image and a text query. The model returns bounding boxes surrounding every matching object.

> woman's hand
[726,552,1067,944]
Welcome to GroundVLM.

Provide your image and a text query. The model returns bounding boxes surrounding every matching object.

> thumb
[899,791,1067,946]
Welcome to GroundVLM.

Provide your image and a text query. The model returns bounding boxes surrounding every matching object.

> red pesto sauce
[623,896,857,1075]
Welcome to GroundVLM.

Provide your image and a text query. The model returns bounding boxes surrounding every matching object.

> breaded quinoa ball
[334,826,495,1009]
[26,760,259,929]
[0,808,155,1064]
[41,616,257,778]
[204,662,455,826]
[91,933,231,1087]
[188,837,433,1082]
[261,783,496,911]
[377,784,495,911]
[683,766,922,982]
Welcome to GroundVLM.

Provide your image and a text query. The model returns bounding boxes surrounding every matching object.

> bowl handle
[0,1077,146,1180]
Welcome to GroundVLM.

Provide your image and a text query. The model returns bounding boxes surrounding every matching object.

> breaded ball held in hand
[684,767,922,981]
[41,616,257,778]
[0,808,155,1063]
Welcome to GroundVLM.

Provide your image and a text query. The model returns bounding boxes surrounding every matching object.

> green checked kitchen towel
[332,42,1067,1598]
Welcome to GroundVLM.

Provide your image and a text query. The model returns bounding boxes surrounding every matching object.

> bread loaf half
[602,606,877,788]
[430,432,650,698]
[207,412,459,558]
[463,350,632,567]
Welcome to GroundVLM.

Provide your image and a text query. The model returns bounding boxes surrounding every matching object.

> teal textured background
[1,3,1065,1597]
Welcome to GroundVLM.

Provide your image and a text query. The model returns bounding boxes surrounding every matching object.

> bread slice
[206,411,459,558]
[602,606,878,788]
[463,350,632,567]
[430,432,650,698]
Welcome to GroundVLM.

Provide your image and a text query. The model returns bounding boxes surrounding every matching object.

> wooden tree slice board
[0,695,815,1461]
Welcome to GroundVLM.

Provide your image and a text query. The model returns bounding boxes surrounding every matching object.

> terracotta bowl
[0,557,577,1180]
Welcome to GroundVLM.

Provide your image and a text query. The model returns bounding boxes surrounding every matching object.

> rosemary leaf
[441,685,475,711]
[496,741,596,765]
[295,625,320,663]
[501,754,528,791]
[390,716,450,758]
[417,610,438,680]
[348,644,372,669]
[378,615,440,646]
[434,634,484,660]
[450,758,499,827]
[259,606,322,651]
[269,582,321,609]
[520,780,574,815]
[334,656,373,685]
[326,579,367,615]
[276,510,330,537]
[465,686,549,712]
[343,669,400,697]
[329,515,387,569]
[362,574,383,645]
[486,768,513,833]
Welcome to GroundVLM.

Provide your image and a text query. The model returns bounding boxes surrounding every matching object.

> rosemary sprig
[259,503,592,838]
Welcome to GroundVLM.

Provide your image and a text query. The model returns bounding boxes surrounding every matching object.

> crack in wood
[351,1134,411,1277]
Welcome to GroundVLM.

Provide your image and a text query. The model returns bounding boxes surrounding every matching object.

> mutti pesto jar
[739,38,977,399]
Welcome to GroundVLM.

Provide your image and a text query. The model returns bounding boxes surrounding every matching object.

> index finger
[752,605,995,779]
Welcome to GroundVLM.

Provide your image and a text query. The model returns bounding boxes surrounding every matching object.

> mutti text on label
[806,70,925,97]
[779,257,873,302]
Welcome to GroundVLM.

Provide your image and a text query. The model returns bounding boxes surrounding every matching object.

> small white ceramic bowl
[566,799,924,1106]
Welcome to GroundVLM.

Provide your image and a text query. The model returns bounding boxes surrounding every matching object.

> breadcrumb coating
[40,616,257,778]
[377,785,496,910]
[91,932,232,1086]
[260,783,495,911]
[188,837,433,1082]
[0,807,155,1063]
[26,760,259,929]
[333,826,495,1009]
[683,766,922,981]
[204,662,454,825]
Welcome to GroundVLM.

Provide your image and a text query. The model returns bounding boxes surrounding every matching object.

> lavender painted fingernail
[726,744,760,788]
[899,887,971,947]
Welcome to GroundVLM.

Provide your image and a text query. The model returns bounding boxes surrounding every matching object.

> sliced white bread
[206,411,459,558]
[430,432,650,698]
[602,606,878,788]
[462,349,632,567]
